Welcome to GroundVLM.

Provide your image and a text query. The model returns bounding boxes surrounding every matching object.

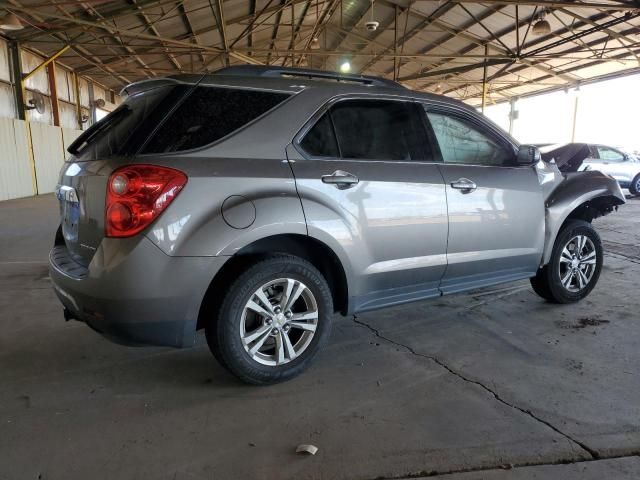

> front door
[289,97,448,312]
[422,106,545,294]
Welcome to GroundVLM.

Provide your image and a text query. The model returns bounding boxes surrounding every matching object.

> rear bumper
[49,235,228,348]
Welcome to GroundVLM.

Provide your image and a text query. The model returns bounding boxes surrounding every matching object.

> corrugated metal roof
[2,0,639,106]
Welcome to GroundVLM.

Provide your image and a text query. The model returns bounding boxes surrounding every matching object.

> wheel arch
[197,234,350,331]
[543,193,623,265]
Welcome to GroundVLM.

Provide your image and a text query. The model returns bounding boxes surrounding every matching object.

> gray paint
[50,71,626,348]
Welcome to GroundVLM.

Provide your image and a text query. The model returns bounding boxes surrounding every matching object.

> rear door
[289,96,448,312]
[421,104,545,294]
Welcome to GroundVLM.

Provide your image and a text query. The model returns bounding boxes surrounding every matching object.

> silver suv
[50,66,625,384]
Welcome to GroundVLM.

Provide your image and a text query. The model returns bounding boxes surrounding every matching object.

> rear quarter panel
[140,156,306,257]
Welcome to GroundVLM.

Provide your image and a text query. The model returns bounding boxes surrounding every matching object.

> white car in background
[581,145,640,196]
[541,143,640,196]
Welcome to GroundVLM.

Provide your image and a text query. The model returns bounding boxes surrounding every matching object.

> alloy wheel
[558,234,597,293]
[240,278,319,366]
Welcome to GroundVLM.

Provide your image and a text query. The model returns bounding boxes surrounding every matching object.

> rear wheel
[530,220,603,303]
[206,255,333,385]
[629,174,640,196]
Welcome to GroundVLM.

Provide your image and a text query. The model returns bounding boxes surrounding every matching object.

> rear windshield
[141,86,290,154]
[67,85,290,160]
[67,85,185,161]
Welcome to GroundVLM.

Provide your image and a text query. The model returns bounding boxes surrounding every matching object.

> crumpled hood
[540,143,591,172]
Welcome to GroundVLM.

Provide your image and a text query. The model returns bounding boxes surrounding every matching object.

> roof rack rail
[214,65,404,89]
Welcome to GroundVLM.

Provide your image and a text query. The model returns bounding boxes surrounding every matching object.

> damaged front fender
[541,169,625,265]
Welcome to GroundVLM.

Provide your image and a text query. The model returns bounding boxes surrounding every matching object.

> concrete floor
[1,194,639,480]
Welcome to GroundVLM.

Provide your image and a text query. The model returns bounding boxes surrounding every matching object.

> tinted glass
[426,111,514,166]
[68,85,181,161]
[299,113,339,157]
[142,86,290,154]
[329,100,424,160]
[597,146,624,162]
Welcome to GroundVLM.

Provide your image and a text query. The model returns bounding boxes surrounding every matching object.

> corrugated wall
[0,118,34,201]
[62,128,82,155]
[0,119,82,200]
[29,122,67,194]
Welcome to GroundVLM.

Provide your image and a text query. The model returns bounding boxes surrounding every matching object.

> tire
[530,220,603,303]
[629,174,640,196]
[206,254,333,385]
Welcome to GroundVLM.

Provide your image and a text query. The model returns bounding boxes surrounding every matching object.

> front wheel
[530,220,603,303]
[206,255,333,385]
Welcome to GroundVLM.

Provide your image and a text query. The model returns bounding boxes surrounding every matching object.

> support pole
[571,88,580,142]
[508,98,516,136]
[393,5,398,81]
[47,62,61,127]
[73,72,83,130]
[481,44,488,113]
[8,40,25,120]
[88,82,96,126]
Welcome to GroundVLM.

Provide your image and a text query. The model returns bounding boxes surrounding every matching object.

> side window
[597,147,624,162]
[141,86,290,154]
[425,111,514,166]
[330,100,425,161]
[299,113,339,158]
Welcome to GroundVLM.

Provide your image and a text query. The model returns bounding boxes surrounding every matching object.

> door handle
[321,170,359,189]
[450,177,477,193]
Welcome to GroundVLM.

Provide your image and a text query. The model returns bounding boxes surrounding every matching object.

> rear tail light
[105,165,187,238]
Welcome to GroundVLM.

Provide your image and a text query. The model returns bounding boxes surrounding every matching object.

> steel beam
[359,1,457,72]
[8,40,26,121]
[449,0,640,11]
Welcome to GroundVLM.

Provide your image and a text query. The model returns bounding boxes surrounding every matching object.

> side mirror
[516,144,541,165]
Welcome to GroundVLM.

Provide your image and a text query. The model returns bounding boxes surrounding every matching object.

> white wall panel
[0,118,35,201]
[0,82,16,119]
[21,49,49,94]
[79,77,90,107]
[29,121,65,194]
[59,101,78,130]
[55,66,73,102]
[62,127,82,159]
[0,38,11,82]
[93,84,106,102]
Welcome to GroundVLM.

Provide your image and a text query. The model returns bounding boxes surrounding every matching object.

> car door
[595,145,634,185]
[421,104,545,294]
[288,96,448,312]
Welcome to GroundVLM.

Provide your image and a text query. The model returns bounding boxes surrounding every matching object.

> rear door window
[298,99,428,161]
[330,100,425,161]
[299,113,339,158]
[141,86,290,154]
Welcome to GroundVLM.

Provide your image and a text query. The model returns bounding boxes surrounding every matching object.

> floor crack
[352,316,599,460]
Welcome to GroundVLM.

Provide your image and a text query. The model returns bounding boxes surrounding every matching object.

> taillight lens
[105,165,187,238]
